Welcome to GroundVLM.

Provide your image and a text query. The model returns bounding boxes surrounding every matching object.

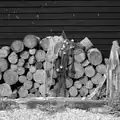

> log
[81,59,90,67]
[84,65,96,78]
[28,56,36,65]
[69,62,84,79]
[74,48,86,63]
[29,49,36,55]
[33,82,40,89]
[40,37,50,51]
[65,89,70,97]
[11,40,24,53]
[8,89,18,99]
[79,86,88,97]
[66,77,73,89]
[69,86,78,97]
[48,89,57,97]
[3,69,18,85]
[80,37,93,51]
[0,83,12,97]
[8,52,18,64]
[33,69,46,84]
[29,65,36,73]
[87,48,103,66]
[80,76,88,86]
[96,64,107,75]
[54,82,60,90]
[20,51,30,60]
[35,50,46,62]
[23,80,33,90]
[85,80,93,89]
[38,84,46,97]
[0,47,10,58]
[74,80,82,89]
[91,73,103,85]
[17,67,25,75]
[34,90,41,97]
[23,35,39,49]
[24,62,30,69]
[18,75,27,83]
[17,58,25,67]
[47,78,55,87]
[10,64,18,71]
[0,58,8,72]
[29,87,38,93]
[26,71,33,81]
[18,86,28,98]
[35,62,43,70]
[43,61,53,70]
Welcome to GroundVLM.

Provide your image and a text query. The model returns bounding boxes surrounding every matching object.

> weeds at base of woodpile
[107,91,120,117]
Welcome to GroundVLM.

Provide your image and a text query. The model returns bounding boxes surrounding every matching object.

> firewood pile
[0,32,107,100]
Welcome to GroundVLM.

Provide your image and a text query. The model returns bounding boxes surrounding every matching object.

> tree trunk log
[80,37,93,51]
[85,65,96,78]
[87,48,103,66]
[69,86,78,97]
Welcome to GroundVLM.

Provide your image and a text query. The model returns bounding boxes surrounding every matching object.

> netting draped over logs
[0,32,109,100]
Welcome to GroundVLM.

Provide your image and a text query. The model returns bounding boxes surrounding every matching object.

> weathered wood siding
[0,1,120,58]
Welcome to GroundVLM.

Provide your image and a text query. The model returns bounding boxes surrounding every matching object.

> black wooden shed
[0,0,120,58]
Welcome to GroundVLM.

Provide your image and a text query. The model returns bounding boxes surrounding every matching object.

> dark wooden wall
[0,1,120,58]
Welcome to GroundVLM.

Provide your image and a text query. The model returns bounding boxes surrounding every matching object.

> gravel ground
[0,106,119,120]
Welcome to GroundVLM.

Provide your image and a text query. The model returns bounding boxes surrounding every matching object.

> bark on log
[79,86,88,97]
[81,59,90,67]
[69,86,78,97]
[87,48,103,66]
[84,65,96,78]
[80,37,93,51]
[29,49,36,55]
[18,75,27,83]
[28,56,36,65]
[26,71,33,81]
[74,48,86,63]
[23,80,33,90]
[96,64,107,75]
[8,52,18,64]
[33,69,46,84]
[3,69,18,85]
[17,58,25,67]
[20,51,30,60]
[0,58,8,72]
[74,80,82,89]
[17,67,25,75]
[85,80,93,89]
[18,86,28,98]
[23,35,39,49]
[66,77,73,89]
[91,73,103,85]
[35,50,46,62]
[11,40,24,53]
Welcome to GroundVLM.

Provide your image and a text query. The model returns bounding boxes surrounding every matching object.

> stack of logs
[0,34,107,99]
